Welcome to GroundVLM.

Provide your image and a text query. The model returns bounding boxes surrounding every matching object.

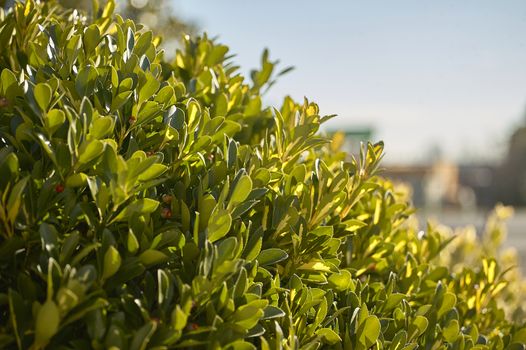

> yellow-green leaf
[139,249,169,267]
[45,109,65,135]
[208,208,232,243]
[34,83,52,111]
[102,246,121,279]
[34,300,60,347]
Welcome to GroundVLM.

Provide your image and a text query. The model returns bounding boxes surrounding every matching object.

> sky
[171,0,526,164]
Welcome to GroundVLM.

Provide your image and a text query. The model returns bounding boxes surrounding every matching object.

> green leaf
[218,237,239,263]
[232,300,267,330]
[186,99,201,131]
[83,24,101,53]
[127,231,140,254]
[60,298,108,328]
[155,85,175,105]
[66,173,88,187]
[443,319,459,343]
[384,293,406,312]
[137,163,167,182]
[315,298,328,327]
[297,260,332,272]
[512,328,526,344]
[138,74,160,103]
[484,258,499,283]
[227,138,237,169]
[7,176,29,223]
[157,269,170,305]
[36,133,58,167]
[75,66,98,97]
[126,27,135,53]
[39,223,58,255]
[1,69,20,100]
[134,31,153,57]
[327,270,352,291]
[111,91,133,110]
[130,321,157,350]
[0,151,19,181]
[112,198,159,222]
[316,328,341,345]
[45,109,65,135]
[34,300,60,347]
[438,292,456,318]
[199,194,217,231]
[118,77,134,93]
[137,101,162,123]
[229,174,252,208]
[172,305,188,331]
[90,117,114,139]
[139,249,169,267]
[244,96,261,116]
[214,92,228,116]
[389,330,407,350]
[34,83,52,111]
[257,248,288,266]
[225,341,257,350]
[409,315,428,340]
[207,44,229,65]
[65,34,82,66]
[102,246,121,279]
[78,140,105,167]
[357,315,381,349]
[242,230,262,262]
[60,232,80,264]
[262,306,285,320]
[343,219,367,232]
[207,208,232,243]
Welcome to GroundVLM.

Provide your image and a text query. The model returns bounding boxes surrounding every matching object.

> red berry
[162,194,173,204]
[146,151,154,157]
[55,184,64,193]
[128,116,136,124]
[161,207,172,219]
[190,323,199,330]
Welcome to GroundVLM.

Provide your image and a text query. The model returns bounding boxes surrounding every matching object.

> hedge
[0,1,525,349]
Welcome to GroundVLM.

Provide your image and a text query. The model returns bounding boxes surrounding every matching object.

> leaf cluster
[0,1,524,349]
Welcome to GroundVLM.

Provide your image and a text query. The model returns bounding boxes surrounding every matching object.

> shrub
[0,1,525,349]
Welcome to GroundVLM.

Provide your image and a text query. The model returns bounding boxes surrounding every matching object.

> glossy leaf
[357,315,381,349]
[208,208,232,243]
[257,248,288,266]
[102,246,121,279]
[34,83,52,111]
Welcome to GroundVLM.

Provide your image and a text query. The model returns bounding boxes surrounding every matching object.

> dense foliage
[0,1,525,349]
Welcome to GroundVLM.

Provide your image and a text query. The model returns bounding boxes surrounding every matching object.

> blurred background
[9,0,526,265]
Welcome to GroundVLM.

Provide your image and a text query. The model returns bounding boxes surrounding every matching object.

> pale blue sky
[172,0,526,164]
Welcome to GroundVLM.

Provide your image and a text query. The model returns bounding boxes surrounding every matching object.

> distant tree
[496,125,526,205]
[67,0,193,34]
[2,0,195,54]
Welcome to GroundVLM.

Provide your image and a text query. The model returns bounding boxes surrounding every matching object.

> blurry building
[458,164,496,208]
[384,161,473,210]
[383,165,429,207]
[330,121,526,210]
[385,162,497,210]
[341,128,374,156]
